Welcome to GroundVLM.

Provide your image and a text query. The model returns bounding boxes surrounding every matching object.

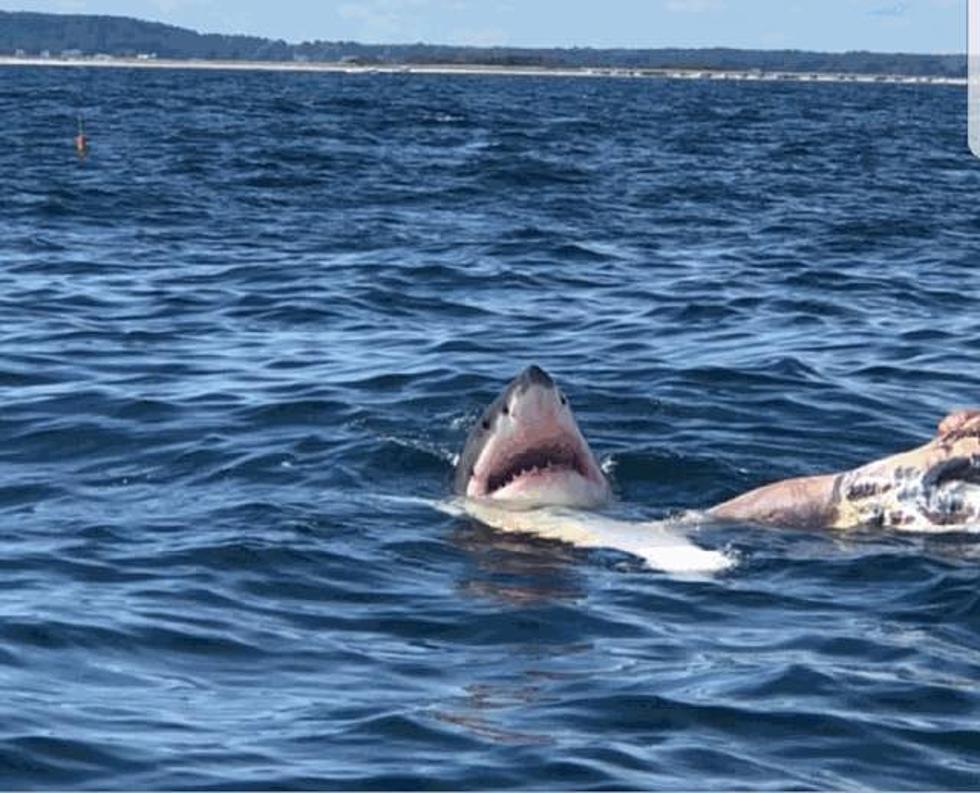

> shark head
[453,365,611,509]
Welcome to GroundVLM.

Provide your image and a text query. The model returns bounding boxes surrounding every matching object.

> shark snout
[506,367,564,424]
[519,365,554,389]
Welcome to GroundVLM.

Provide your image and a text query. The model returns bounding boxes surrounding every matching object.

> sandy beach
[0,54,965,86]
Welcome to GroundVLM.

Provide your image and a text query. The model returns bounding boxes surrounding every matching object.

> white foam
[441,498,734,575]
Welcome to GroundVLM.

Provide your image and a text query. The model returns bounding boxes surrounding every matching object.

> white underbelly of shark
[440,498,733,575]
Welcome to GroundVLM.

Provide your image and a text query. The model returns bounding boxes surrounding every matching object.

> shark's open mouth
[486,443,586,495]
[473,425,607,507]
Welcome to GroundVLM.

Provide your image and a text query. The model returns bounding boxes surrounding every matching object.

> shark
[449,365,727,573]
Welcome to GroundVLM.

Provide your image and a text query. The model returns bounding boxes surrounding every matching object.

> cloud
[450,26,508,46]
[664,0,724,12]
[868,2,908,16]
[760,30,788,47]
[337,0,435,41]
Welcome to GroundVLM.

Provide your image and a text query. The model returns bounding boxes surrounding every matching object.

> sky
[0,0,967,54]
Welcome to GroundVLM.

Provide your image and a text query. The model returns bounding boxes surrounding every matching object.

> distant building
[136,52,157,60]
[61,49,83,58]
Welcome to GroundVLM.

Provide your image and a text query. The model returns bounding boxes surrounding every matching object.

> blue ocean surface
[2,65,980,789]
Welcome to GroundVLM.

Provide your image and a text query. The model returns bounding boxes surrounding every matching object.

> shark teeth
[486,445,584,494]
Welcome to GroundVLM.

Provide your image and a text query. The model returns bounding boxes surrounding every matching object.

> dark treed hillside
[0,10,966,76]
[0,11,291,59]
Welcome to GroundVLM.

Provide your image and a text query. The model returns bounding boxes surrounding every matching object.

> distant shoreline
[0,55,965,86]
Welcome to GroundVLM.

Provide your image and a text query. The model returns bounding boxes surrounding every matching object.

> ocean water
[2,65,980,789]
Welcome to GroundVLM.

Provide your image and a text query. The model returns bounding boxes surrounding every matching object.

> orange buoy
[75,116,89,158]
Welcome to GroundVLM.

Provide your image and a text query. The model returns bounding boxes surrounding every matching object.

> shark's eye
[501,405,509,415]
[559,393,567,406]
[481,419,490,430]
